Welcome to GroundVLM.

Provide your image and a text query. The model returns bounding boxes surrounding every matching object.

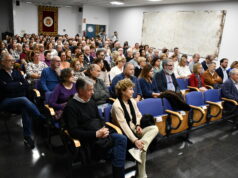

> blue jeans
[0,97,41,137]
[109,133,127,168]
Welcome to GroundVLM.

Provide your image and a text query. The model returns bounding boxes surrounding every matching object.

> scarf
[118,97,137,126]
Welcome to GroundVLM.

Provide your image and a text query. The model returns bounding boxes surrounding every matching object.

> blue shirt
[138,78,156,98]
[40,67,59,92]
[111,73,142,98]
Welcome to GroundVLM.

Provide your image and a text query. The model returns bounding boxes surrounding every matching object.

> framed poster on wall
[86,24,106,38]
[38,6,58,36]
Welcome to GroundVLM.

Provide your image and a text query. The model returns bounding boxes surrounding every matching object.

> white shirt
[221,67,228,82]
[176,65,191,78]
[110,66,123,81]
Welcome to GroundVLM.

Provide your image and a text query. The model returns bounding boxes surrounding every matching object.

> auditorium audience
[63,76,127,178]
[110,56,126,81]
[216,58,229,82]
[40,56,61,93]
[203,62,222,88]
[71,59,85,80]
[111,63,142,101]
[85,64,110,106]
[189,53,200,72]
[48,68,76,119]
[111,78,159,178]
[139,64,160,98]
[59,51,70,69]
[153,59,180,93]
[227,61,238,74]
[44,50,52,66]
[26,50,48,85]
[151,56,162,76]
[94,58,110,87]
[0,53,44,149]
[189,63,207,92]
[129,51,140,68]
[201,55,215,71]
[176,54,191,79]
[134,57,146,77]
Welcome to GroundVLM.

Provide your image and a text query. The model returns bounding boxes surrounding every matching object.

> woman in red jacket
[189,63,207,92]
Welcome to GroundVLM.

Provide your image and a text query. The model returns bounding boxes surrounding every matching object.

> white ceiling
[20,0,233,7]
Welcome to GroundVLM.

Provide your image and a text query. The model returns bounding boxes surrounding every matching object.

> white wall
[109,1,238,63]
[13,2,82,37]
[82,5,109,34]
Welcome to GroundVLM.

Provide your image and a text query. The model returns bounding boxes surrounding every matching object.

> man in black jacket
[0,53,43,149]
[152,59,180,93]
[216,58,229,83]
[63,76,127,178]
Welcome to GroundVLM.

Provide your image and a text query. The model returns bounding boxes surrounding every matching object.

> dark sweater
[0,69,29,101]
[63,98,104,141]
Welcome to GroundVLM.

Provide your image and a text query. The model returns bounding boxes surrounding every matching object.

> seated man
[216,58,229,83]
[201,55,215,71]
[40,56,61,93]
[221,68,238,126]
[63,77,127,178]
[0,53,44,149]
[203,62,222,88]
[152,59,180,93]
[111,62,142,102]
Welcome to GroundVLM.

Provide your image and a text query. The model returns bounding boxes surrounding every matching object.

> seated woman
[110,56,126,81]
[227,61,238,73]
[59,51,70,69]
[85,64,110,109]
[26,50,48,87]
[150,56,162,77]
[111,78,159,178]
[48,68,76,119]
[176,54,191,79]
[135,57,146,78]
[71,58,85,80]
[189,63,207,92]
[138,64,160,98]
[65,49,72,63]
[94,58,110,87]
[203,62,222,88]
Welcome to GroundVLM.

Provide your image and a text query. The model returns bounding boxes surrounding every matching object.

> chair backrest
[163,98,173,110]
[45,91,53,104]
[177,78,188,90]
[204,89,221,102]
[137,98,164,116]
[104,105,112,122]
[34,79,41,90]
[185,91,205,106]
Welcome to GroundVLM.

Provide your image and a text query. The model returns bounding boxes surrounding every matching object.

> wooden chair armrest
[205,85,214,89]
[64,130,81,148]
[188,86,199,91]
[165,110,183,121]
[44,104,56,116]
[206,101,223,109]
[32,89,41,97]
[108,97,116,102]
[221,98,238,105]
[105,122,122,134]
[190,105,206,114]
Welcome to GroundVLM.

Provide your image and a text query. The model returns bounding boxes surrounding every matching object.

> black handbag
[140,114,156,129]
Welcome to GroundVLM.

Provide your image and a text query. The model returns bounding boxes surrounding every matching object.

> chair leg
[184,132,193,144]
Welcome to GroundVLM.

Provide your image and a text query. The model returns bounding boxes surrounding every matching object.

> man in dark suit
[221,68,238,127]
[152,59,180,93]
[201,55,215,71]
[216,58,229,83]
[83,46,94,68]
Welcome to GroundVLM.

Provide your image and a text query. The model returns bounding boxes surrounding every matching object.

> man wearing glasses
[40,56,61,94]
[0,52,44,149]
[152,59,180,93]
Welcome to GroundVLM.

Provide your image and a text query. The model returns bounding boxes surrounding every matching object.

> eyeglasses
[167,64,174,67]
[5,59,16,63]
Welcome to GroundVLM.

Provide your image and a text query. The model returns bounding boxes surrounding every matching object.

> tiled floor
[1,117,238,178]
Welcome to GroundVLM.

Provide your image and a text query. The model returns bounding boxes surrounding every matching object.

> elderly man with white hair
[0,52,45,149]
[83,46,94,68]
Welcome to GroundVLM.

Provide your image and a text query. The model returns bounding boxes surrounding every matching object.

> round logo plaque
[43,16,54,27]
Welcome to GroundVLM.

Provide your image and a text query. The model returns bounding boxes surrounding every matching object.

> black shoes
[24,136,35,149]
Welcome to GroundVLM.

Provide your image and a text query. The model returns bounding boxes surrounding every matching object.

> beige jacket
[111,98,142,143]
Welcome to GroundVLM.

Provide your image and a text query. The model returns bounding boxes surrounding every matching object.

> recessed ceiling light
[110,1,125,5]
[148,0,163,2]
[25,1,33,4]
